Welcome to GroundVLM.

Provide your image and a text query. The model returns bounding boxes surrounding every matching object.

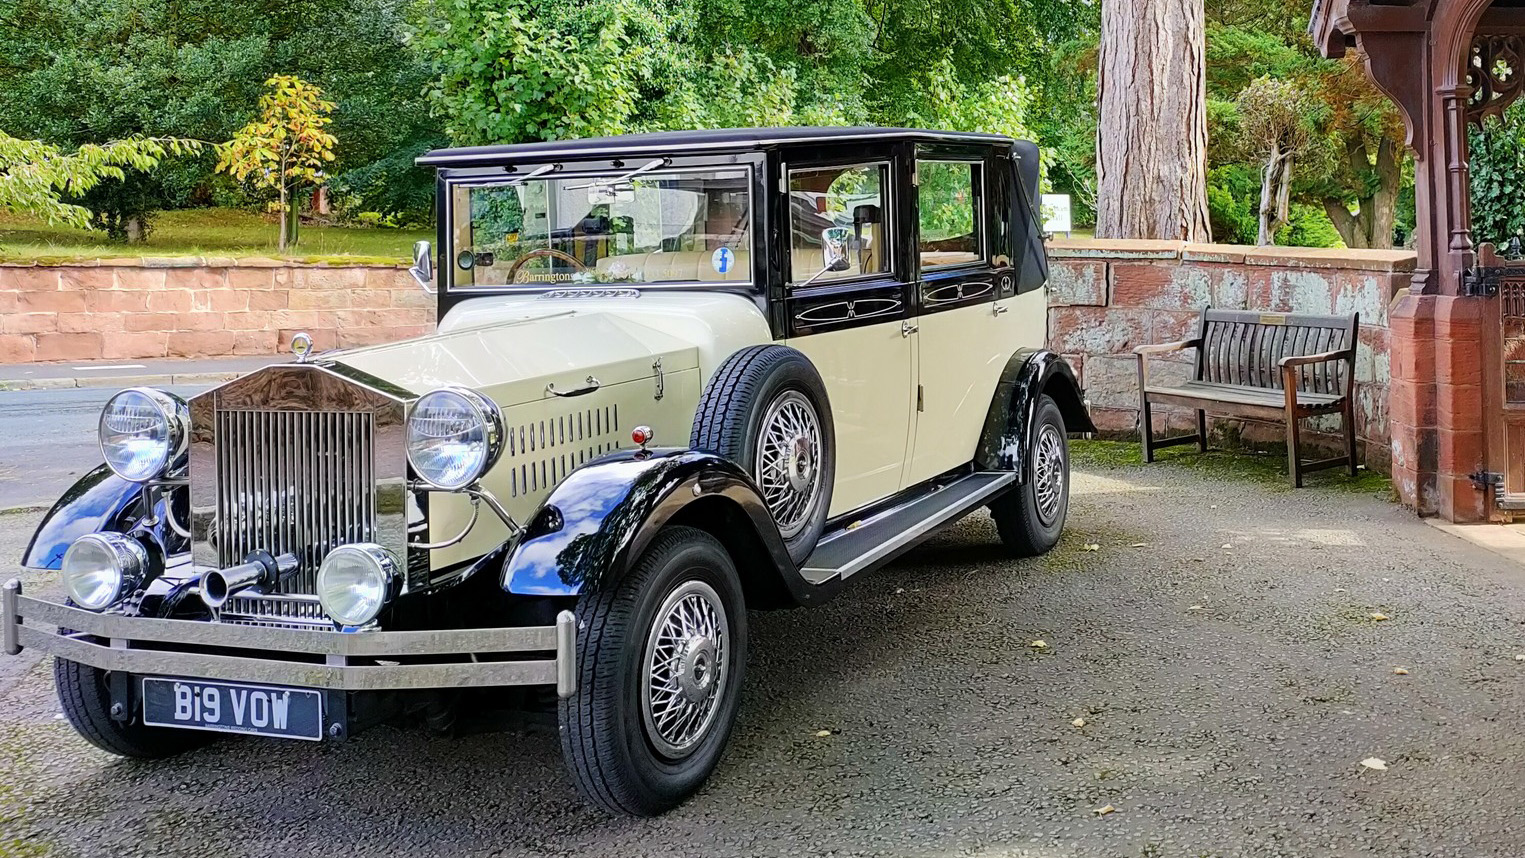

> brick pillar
[1388,293,1487,520]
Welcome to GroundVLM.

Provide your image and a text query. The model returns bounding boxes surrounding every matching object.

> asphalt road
[5,458,1525,856]
[0,385,206,509]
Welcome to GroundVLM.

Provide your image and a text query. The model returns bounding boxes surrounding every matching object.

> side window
[788,163,890,285]
[917,160,983,269]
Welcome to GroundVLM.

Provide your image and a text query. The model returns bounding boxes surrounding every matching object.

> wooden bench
[1134,308,1360,487]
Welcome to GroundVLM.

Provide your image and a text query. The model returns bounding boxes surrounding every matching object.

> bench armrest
[1133,338,1201,356]
[1278,348,1354,368]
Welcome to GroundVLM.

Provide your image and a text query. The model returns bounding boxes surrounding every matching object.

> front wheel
[990,394,1070,557]
[55,658,211,759]
[558,526,747,816]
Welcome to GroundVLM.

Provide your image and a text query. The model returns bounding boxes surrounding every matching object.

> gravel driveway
[3,452,1523,858]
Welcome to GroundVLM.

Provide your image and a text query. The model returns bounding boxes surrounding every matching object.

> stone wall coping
[0,257,408,270]
[1046,239,1418,273]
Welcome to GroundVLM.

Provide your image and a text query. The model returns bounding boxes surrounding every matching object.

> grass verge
[1071,438,1394,497]
[0,208,428,263]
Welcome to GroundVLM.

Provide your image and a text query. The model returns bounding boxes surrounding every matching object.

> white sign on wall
[1042,194,1073,236]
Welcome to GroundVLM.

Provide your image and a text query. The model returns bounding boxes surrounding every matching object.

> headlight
[406,387,504,491]
[61,533,148,611]
[99,388,189,482]
[317,544,399,627]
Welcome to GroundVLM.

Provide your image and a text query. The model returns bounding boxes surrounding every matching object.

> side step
[799,471,1017,586]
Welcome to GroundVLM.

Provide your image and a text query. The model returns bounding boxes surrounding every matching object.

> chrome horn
[200,551,299,610]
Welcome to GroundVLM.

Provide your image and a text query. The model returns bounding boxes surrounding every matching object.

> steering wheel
[505,248,589,284]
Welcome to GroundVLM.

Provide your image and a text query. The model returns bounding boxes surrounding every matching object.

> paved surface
[0,385,208,509]
[3,462,1525,857]
[0,356,281,391]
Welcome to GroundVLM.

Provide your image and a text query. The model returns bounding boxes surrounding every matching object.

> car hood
[329,305,699,405]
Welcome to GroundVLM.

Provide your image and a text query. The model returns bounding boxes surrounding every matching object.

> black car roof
[417,126,1015,168]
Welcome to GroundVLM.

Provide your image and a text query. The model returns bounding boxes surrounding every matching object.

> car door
[904,148,1029,485]
[782,153,918,517]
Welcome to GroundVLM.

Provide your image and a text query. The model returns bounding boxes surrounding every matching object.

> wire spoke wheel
[753,390,823,540]
[1032,423,1066,526]
[641,579,731,760]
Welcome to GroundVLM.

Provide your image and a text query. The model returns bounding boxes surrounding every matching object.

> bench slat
[1145,381,1344,409]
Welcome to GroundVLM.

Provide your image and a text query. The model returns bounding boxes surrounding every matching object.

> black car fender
[21,463,186,570]
[975,349,1096,479]
[500,449,834,608]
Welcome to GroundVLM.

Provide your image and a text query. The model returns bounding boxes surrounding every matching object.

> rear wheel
[991,394,1070,557]
[55,658,210,759]
[559,526,747,816]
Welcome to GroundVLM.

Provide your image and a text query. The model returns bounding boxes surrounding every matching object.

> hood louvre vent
[506,404,623,497]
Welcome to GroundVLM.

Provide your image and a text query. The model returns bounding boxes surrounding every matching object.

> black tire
[559,526,747,816]
[54,658,210,759]
[691,345,834,565]
[991,394,1070,557]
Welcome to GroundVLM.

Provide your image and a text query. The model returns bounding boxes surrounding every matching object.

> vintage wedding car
[4,127,1092,815]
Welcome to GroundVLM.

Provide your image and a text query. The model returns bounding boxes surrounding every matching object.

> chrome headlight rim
[316,543,400,628]
[61,533,149,612]
[98,387,189,483]
[405,386,505,492]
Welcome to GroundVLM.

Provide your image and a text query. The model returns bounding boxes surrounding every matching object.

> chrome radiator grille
[214,409,377,593]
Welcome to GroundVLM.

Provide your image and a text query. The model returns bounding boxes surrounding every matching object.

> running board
[799,471,1017,586]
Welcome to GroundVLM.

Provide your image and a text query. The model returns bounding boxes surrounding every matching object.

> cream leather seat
[596,250,751,283]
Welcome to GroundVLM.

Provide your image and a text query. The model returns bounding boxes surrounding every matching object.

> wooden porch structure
[1312,0,1525,520]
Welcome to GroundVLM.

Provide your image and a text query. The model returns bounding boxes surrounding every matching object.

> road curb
[0,372,242,392]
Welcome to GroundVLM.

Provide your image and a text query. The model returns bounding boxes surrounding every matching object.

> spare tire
[691,345,835,565]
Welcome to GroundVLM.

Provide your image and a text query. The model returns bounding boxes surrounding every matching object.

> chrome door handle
[992,302,1009,316]
[901,321,919,337]
[546,376,601,397]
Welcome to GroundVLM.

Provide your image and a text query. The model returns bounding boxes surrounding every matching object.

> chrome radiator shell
[188,364,420,599]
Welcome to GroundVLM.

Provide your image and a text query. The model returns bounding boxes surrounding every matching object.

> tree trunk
[1257,146,1294,246]
[1095,0,1212,242]
[1369,136,1401,250]
[277,149,289,253]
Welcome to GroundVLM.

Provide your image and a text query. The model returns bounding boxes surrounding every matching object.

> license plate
[141,678,323,741]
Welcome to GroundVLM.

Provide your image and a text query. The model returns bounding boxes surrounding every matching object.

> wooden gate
[1475,243,1525,518]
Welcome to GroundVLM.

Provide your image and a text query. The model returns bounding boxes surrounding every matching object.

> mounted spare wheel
[690,345,834,564]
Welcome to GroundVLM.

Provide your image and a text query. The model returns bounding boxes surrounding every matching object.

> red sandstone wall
[0,259,433,363]
[1047,239,1416,472]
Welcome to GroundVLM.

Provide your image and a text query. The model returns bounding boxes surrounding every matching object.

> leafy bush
[1468,101,1525,247]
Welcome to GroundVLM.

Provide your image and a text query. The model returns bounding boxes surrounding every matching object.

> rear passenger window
[917,161,983,268]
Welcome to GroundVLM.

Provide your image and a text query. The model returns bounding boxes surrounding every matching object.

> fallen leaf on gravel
[1081,543,1100,551]
[1370,612,1390,622]
[1360,758,1388,771]
[1071,717,1086,728]
[1093,804,1116,816]
[1030,640,1048,649]
[1393,667,1409,675]
[1221,543,1233,550]
[815,730,832,738]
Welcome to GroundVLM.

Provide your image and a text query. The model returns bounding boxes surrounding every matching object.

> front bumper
[2,579,577,697]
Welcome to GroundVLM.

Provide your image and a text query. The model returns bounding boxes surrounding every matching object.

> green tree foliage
[1468,100,1525,248]
[0,132,204,229]
[416,0,1073,159]
[217,76,339,251]
[0,0,440,232]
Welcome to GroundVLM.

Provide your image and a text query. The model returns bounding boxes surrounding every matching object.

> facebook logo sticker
[711,247,734,275]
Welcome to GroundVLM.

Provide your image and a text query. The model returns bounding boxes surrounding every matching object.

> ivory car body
[4,127,1093,816]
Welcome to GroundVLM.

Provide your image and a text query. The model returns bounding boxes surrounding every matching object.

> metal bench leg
[1196,410,1208,452]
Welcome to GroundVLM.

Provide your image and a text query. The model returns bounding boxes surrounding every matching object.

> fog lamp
[61,533,148,611]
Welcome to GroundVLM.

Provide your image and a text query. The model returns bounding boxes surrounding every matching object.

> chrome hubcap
[641,580,730,759]
[1033,424,1066,526]
[755,391,823,540]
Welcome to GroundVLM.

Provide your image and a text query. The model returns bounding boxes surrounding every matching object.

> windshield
[449,166,753,289]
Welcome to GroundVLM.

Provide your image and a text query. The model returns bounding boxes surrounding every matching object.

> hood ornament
[291,332,315,364]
